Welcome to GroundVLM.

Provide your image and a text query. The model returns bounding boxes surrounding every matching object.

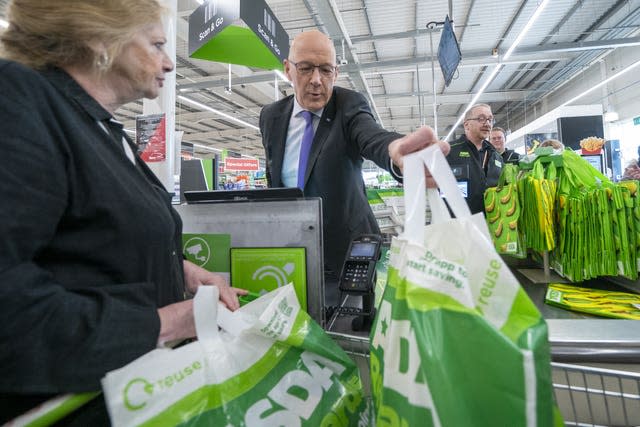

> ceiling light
[558,59,640,109]
[178,95,259,131]
[502,0,550,61]
[191,143,221,153]
[444,0,550,141]
[0,18,9,29]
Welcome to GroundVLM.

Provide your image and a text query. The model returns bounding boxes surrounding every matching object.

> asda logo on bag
[122,360,203,411]
[371,299,439,418]
[244,351,347,424]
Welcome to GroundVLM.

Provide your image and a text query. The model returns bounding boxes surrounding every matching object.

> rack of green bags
[486,149,640,282]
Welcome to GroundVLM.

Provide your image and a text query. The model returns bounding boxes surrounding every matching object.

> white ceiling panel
[1,0,639,158]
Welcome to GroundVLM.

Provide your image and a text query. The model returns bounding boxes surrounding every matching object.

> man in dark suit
[259,30,446,305]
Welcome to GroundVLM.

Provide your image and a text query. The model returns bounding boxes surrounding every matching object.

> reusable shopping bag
[5,392,99,426]
[102,285,368,426]
[484,163,524,257]
[369,145,556,427]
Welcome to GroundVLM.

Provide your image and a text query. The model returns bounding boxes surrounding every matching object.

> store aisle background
[1,0,639,164]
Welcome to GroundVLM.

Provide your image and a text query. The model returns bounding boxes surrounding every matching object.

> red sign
[224,158,259,171]
[137,113,166,163]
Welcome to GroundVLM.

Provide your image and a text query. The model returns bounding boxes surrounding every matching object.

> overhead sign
[188,0,289,70]
[224,158,260,171]
[634,116,640,126]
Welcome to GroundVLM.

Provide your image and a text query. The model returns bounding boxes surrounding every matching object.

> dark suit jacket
[260,87,402,274]
[0,61,185,422]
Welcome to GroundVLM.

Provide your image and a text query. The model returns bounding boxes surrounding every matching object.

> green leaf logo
[123,377,154,411]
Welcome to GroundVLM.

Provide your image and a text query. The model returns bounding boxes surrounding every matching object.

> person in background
[539,138,565,151]
[622,146,640,180]
[0,0,245,423]
[446,103,503,214]
[259,30,449,303]
[490,126,520,163]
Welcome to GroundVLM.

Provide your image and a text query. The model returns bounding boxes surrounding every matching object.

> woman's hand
[156,261,249,347]
[157,299,195,347]
[183,260,247,311]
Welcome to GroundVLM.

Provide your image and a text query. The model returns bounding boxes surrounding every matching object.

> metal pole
[427,23,438,137]
[274,75,278,101]
[416,63,423,127]
[543,250,551,281]
[143,0,177,193]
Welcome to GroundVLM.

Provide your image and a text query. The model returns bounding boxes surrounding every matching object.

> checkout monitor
[185,188,303,204]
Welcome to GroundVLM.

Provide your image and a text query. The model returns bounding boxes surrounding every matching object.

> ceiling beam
[375,90,530,104]
[178,128,261,140]
[176,36,640,91]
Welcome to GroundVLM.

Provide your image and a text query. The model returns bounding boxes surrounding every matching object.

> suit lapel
[269,98,294,187]
[303,90,337,187]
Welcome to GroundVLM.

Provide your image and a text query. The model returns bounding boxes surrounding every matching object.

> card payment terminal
[338,234,382,293]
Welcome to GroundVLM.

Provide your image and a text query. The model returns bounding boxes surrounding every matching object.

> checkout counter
[177,195,640,425]
[178,195,640,425]
[512,257,640,364]
[177,197,640,364]
[328,253,640,365]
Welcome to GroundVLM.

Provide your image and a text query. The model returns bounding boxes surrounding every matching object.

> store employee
[446,103,503,214]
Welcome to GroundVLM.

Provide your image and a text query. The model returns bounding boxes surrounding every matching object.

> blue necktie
[297,110,315,189]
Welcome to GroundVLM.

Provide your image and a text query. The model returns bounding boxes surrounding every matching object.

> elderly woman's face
[110,22,174,102]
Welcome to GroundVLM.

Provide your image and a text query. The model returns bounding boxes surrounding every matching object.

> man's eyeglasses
[290,61,336,78]
[466,116,496,126]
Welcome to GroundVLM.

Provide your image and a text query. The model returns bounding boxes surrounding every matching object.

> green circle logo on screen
[183,237,211,267]
[251,262,294,288]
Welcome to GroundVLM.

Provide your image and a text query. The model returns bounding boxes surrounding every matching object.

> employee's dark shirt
[446,135,503,214]
[0,60,185,421]
[502,148,520,163]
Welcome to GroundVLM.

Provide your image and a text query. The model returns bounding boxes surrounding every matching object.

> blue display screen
[437,15,462,87]
[582,154,604,174]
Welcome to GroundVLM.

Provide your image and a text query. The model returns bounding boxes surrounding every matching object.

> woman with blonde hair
[0,0,244,423]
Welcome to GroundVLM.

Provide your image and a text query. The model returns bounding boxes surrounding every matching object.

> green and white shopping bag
[370,145,556,426]
[103,285,368,426]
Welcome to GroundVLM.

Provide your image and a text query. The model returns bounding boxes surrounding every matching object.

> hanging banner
[188,0,289,70]
[136,113,166,163]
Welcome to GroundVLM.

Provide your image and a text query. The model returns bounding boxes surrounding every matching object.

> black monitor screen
[350,242,377,258]
[437,15,462,87]
[582,154,604,174]
[184,188,303,203]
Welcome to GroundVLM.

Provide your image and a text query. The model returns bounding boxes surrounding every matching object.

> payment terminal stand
[327,234,382,332]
